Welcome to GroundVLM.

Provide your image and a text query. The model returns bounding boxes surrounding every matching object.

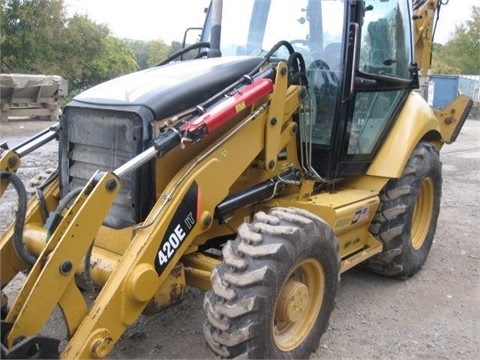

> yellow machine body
[0,0,473,358]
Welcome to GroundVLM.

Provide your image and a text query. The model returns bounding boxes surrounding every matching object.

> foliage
[1,0,138,95]
[123,40,191,70]
[432,6,480,75]
[1,0,66,74]
[87,36,138,86]
[169,41,184,56]
[0,0,196,96]
[61,14,112,89]
[146,39,170,67]
[125,39,150,69]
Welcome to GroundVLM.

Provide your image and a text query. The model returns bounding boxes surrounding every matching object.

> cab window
[359,0,413,80]
[343,0,414,160]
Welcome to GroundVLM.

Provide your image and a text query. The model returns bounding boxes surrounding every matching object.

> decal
[155,182,198,274]
[235,101,246,113]
[351,206,370,225]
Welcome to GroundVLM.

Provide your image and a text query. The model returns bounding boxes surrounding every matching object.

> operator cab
[201,0,418,180]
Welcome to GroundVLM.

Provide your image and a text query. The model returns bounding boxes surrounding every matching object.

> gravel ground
[0,119,479,359]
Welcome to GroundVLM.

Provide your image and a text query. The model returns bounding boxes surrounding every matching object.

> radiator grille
[60,107,153,229]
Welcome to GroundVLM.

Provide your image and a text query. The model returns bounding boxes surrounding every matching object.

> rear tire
[365,142,442,278]
[204,207,339,358]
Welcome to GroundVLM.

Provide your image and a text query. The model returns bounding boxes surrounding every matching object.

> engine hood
[71,56,262,119]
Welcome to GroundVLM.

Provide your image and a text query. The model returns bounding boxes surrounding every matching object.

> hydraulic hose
[1,172,36,266]
[41,186,95,288]
[156,40,307,141]
[35,168,59,222]
[155,42,211,66]
[45,187,83,236]
[288,51,308,86]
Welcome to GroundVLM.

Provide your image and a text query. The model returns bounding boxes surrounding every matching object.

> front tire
[204,207,339,358]
[365,141,442,278]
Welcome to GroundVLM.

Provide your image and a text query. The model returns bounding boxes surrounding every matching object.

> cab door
[309,0,419,179]
[337,0,419,177]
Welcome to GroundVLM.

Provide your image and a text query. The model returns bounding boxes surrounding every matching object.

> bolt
[291,123,298,134]
[203,214,213,228]
[91,337,113,359]
[268,160,276,170]
[280,67,287,76]
[105,179,117,191]
[444,117,454,125]
[270,117,277,126]
[59,260,73,275]
[8,156,17,167]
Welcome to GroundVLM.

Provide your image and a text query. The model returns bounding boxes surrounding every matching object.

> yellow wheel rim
[411,177,434,250]
[273,258,324,351]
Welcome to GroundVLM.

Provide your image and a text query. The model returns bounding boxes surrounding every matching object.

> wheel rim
[273,258,325,351]
[411,177,435,250]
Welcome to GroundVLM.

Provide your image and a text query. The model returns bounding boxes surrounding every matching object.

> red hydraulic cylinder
[181,78,274,139]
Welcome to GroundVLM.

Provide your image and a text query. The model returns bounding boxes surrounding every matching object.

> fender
[367,91,440,179]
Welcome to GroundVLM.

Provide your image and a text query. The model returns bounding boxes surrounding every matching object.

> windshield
[202,0,346,70]
[202,0,347,148]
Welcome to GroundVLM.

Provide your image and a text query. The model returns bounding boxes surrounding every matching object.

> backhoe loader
[0,0,472,358]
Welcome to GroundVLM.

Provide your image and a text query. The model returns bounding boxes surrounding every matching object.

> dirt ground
[0,119,479,359]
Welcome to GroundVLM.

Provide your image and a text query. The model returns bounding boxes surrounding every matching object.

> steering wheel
[309,59,330,71]
[308,59,340,92]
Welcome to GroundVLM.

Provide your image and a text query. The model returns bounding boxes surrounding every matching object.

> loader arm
[62,62,298,359]
[1,62,303,359]
[2,171,120,357]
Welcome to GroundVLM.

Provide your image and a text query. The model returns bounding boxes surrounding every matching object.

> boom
[412,0,444,97]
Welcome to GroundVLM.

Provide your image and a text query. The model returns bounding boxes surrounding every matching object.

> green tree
[168,40,201,60]
[61,14,110,89]
[87,36,138,85]
[146,39,170,67]
[432,6,480,74]
[1,1,139,95]
[168,41,183,56]
[125,40,190,70]
[126,39,150,69]
[62,15,137,90]
[1,0,66,73]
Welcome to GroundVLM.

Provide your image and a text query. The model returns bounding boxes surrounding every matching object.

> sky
[64,0,210,43]
[64,0,477,45]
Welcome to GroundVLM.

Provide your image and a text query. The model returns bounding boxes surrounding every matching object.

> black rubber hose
[155,42,210,66]
[36,168,59,222]
[288,51,308,86]
[45,187,83,236]
[159,40,300,129]
[247,40,296,77]
[1,172,36,266]
[194,40,296,114]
